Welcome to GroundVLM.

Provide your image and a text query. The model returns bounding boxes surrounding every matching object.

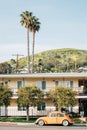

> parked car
[35,111,73,126]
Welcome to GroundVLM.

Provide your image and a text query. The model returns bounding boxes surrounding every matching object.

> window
[57,113,64,117]
[42,102,46,110]
[58,81,64,86]
[64,81,70,87]
[50,113,57,117]
[70,81,73,88]
[37,81,46,90]
[55,81,58,86]
[42,81,46,89]
[17,80,25,89]
[17,81,22,89]
[57,81,74,88]
[37,102,46,111]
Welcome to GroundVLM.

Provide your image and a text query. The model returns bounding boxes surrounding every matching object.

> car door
[48,113,58,124]
[56,113,64,124]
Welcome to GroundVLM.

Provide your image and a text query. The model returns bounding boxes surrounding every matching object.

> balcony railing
[73,87,87,96]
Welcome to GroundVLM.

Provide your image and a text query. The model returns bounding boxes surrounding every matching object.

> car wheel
[38,120,45,126]
[62,120,69,126]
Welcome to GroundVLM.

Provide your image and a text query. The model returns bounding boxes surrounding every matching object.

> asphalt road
[0,125,87,130]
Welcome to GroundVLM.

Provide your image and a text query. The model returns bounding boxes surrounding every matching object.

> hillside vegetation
[0,48,87,73]
[34,48,87,72]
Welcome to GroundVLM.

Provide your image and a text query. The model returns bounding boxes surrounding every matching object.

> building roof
[0,72,87,79]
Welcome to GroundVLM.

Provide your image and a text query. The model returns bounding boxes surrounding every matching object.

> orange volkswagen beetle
[35,111,73,126]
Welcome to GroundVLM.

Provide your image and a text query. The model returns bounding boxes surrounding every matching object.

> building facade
[0,73,87,117]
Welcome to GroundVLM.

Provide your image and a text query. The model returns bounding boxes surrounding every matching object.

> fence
[0,106,56,117]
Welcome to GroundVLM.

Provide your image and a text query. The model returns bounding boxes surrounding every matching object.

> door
[48,113,58,124]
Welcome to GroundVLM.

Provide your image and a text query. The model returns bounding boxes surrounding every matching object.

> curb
[0,122,35,126]
[0,122,87,126]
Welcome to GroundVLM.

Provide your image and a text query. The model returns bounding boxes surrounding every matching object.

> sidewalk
[0,122,87,126]
[0,122,34,126]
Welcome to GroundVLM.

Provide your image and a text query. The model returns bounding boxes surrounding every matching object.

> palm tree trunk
[31,31,35,73]
[27,28,30,73]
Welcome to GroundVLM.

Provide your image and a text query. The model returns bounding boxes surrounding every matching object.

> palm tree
[30,16,41,73]
[20,11,33,73]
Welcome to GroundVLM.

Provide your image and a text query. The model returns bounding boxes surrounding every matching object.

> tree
[0,62,12,74]
[0,85,13,117]
[17,86,44,121]
[48,86,77,111]
[20,11,33,73]
[10,59,16,73]
[3,86,13,117]
[0,85,4,106]
[37,59,44,72]
[0,85,3,116]
[30,16,41,73]
[71,55,79,71]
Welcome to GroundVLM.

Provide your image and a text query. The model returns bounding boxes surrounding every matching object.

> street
[0,125,87,130]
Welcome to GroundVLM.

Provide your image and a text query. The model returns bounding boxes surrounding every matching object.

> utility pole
[12,54,24,73]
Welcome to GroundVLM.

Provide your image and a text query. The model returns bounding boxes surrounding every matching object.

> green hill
[11,48,87,73]
[0,48,87,73]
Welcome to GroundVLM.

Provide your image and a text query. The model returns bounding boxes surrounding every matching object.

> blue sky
[0,0,87,62]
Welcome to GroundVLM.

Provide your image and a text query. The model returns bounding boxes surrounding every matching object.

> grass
[72,117,87,124]
[0,117,37,123]
[0,116,87,124]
